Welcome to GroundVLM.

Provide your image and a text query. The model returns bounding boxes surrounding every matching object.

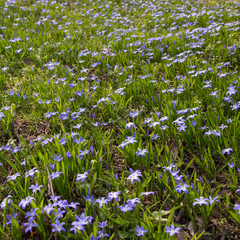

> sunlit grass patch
[0,0,240,239]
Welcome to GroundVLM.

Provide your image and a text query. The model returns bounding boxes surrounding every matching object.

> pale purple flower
[95,197,109,208]
[76,171,89,182]
[228,163,235,168]
[19,196,35,209]
[118,204,133,212]
[7,173,21,182]
[127,168,142,184]
[136,226,148,237]
[25,167,39,178]
[96,230,109,239]
[136,148,148,157]
[176,183,190,194]
[53,154,63,162]
[51,220,66,233]
[129,110,139,118]
[29,183,43,193]
[25,208,38,221]
[222,148,233,155]
[108,191,121,202]
[140,192,155,197]
[207,196,220,205]
[43,204,54,215]
[50,171,63,180]
[193,197,209,206]
[165,225,181,236]
[23,219,38,233]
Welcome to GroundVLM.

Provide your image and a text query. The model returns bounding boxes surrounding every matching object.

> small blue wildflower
[23,218,38,233]
[193,197,209,206]
[51,220,66,233]
[165,225,181,236]
[127,168,142,184]
[136,148,148,157]
[136,226,148,237]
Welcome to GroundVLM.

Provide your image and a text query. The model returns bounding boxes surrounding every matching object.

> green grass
[0,0,240,239]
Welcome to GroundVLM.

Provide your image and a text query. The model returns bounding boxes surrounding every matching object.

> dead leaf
[187,221,195,236]
[170,140,182,160]
[177,228,188,240]
[175,209,183,222]
[187,217,205,236]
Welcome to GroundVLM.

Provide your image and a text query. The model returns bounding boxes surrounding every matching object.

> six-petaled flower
[165,225,181,236]
[136,226,148,237]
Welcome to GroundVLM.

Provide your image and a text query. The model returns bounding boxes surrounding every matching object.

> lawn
[0,0,240,239]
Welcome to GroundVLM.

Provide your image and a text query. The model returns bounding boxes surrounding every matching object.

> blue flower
[135,226,148,237]
[29,183,43,193]
[207,196,220,205]
[50,163,55,171]
[0,195,12,210]
[23,218,38,233]
[151,134,160,140]
[6,213,18,225]
[222,148,233,155]
[54,200,69,209]
[177,124,188,132]
[76,171,89,182]
[233,204,240,215]
[66,151,72,159]
[209,90,218,98]
[140,191,155,197]
[68,202,80,209]
[95,197,109,208]
[25,208,38,221]
[127,168,142,184]
[97,221,108,229]
[19,196,35,209]
[228,163,235,168]
[125,122,135,130]
[193,197,209,206]
[165,225,181,236]
[136,148,148,157]
[163,163,177,172]
[175,183,190,194]
[53,155,63,162]
[83,189,95,204]
[43,204,54,215]
[25,167,39,178]
[70,223,85,233]
[118,204,133,212]
[96,230,109,239]
[50,171,63,180]
[129,110,139,118]
[172,100,177,108]
[53,208,66,219]
[59,138,67,145]
[51,220,66,233]
[127,198,141,207]
[70,213,90,233]
[191,120,196,127]
[108,191,121,202]
[7,173,21,182]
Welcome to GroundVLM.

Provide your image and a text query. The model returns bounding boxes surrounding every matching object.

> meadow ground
[0,0,240,239]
